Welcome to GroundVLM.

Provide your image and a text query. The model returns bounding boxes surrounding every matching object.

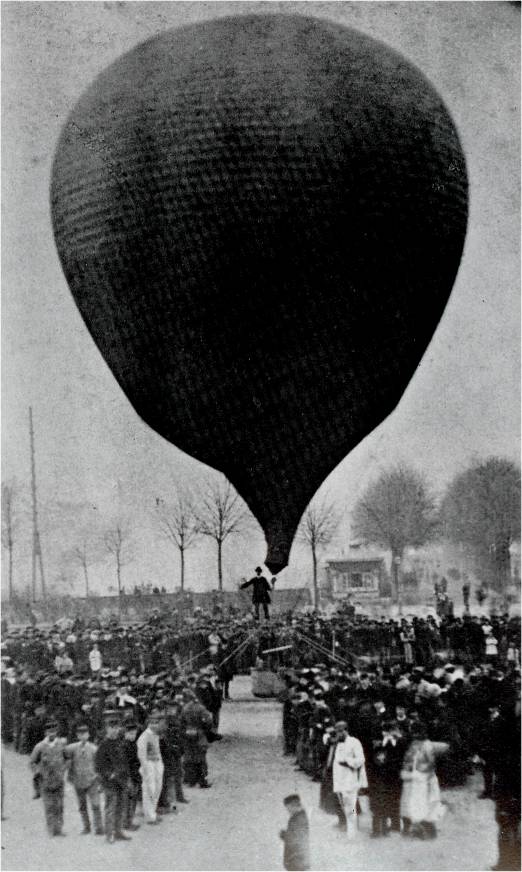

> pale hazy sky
[2,1,520,597]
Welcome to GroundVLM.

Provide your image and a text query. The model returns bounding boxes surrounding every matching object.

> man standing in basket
[241,567,275,620]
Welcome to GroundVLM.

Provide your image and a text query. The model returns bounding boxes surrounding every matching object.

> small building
[322,547,390,601]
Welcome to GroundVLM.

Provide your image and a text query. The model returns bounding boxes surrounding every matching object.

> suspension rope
[306,633,352,667]
[217,628,258,668]
[178,646,213,671]
[293,628,352,667]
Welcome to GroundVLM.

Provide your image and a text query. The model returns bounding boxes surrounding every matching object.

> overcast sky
[2,1,520,598]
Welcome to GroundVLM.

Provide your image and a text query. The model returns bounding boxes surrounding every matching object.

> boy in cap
[95,713,132,843]
[279,794,310,871]
[65,723,103,835]
[29,719,68,837]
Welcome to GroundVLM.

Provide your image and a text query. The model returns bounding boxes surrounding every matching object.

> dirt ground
[1,676,498,871]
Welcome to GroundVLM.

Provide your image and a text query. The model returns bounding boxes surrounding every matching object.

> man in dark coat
[181,690,212,788]
[367,720,406,837]
[279,794,310,871]
[240,567,275,620]
[121,721,141,831]
[29,719,68,837]
[158,698,188,811]
[477,705,505,799]
[491,708,521,871]
[94,714,132,843]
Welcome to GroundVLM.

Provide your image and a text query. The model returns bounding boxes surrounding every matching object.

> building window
[350,573,363,588]
[332,573,348,594]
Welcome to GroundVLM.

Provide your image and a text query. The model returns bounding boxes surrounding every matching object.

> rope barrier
[261,644,292,655]
[178,646,213,671]
[217,629,258,669]
[293,628,352,667]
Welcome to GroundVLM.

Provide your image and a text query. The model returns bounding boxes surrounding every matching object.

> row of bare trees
[154,478,250,592]
[0,477,255,601]
[2,456,519,606]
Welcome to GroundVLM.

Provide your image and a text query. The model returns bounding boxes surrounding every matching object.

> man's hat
[334,720,348,731]
[45,719,58,729]
[103,709,121,724]
[76,722,90,732]
[283,794,301,805]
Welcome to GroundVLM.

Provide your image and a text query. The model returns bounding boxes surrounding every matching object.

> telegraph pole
[29,407,46,602]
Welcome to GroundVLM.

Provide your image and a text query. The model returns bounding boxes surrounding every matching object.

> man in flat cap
[95,713,131,843]
[29,719,68,837]
[279,794,310,871]
[65,722,103,835]
[181,689,213,788]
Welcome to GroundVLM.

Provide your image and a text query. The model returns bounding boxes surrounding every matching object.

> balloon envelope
[51,14,468,573]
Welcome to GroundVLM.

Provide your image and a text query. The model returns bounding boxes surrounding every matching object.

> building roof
[325,551,387,567]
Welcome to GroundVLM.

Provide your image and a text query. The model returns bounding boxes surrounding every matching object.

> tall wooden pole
[29,407,46,603]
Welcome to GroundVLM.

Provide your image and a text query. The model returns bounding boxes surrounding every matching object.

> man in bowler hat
[241,567,275,620]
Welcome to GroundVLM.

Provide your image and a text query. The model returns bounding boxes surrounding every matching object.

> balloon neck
[264,524,292,575]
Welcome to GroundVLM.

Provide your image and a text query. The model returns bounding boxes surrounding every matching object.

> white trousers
[338,789,360,839]
[140,760,164,823]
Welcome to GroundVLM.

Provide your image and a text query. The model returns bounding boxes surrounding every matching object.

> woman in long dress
[400,724,448,839]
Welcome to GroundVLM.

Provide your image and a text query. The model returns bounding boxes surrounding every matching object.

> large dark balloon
[51,14,468,573]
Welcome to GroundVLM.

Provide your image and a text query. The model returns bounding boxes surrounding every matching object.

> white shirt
[137,727,162,765]
[89,648,102,672]
[333,735,366,794]
[486,636,498,655]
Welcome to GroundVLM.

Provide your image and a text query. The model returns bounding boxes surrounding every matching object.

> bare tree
[352,465,438,606]
[65,538,102,599]
[298,498,340,609]
[441,457,521,592]
[49,502,103,598]
[196,477,250,590]
[2,481,17,601]
[155,494,199,590]
[104,523,133,607]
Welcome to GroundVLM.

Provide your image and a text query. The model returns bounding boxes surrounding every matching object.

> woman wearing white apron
[400,725,448,839]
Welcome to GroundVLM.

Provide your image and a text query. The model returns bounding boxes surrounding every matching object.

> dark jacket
[281,808,310,871]
[122,737,141,784]
[95,737,129,790]
[196,680,222,714]
[182,700,212,749]
[240,575,273,604]
[29,738,68,791]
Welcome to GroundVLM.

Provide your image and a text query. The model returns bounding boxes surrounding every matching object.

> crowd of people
[1,600,520,869]
[277,614,520,870]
